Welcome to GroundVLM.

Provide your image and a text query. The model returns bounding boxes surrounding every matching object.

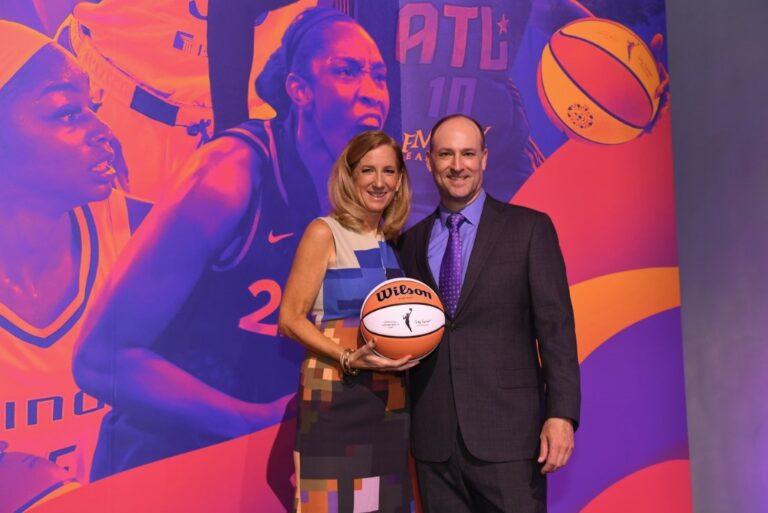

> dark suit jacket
[397,195,580,463]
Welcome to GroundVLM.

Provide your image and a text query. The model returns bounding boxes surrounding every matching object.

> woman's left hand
[348,338,420,372]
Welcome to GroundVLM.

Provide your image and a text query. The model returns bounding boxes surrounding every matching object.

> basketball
[0,450,81,512]
[360,278,445,361]
[537,18,661,145]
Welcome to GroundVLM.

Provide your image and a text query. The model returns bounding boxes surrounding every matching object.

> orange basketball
[537,18,661,144]
[360,278,445,361]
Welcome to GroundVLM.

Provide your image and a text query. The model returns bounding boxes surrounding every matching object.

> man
[397,114,580,512]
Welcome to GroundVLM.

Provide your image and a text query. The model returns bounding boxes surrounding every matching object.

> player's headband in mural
[0,21,51,91]
[285,8,352,72]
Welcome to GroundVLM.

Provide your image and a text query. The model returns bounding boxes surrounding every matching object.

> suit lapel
[454,197,504,319]
[416,211,439,292]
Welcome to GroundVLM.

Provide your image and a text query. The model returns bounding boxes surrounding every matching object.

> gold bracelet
[340,348,360,376]
[341,349,351,375]
[343,349,355,375]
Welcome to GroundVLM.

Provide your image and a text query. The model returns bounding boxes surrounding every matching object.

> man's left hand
[537,417,574,474]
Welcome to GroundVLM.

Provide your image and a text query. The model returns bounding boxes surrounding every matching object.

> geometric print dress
[295,216,413,513]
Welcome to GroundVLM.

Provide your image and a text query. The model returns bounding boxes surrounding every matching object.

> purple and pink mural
[0,1,686,511]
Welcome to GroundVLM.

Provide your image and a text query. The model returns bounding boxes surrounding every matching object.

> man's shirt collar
[438,189,486,227]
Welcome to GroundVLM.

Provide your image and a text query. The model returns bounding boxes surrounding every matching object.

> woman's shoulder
[315,215,363,239]
[303,217,335,242]
[315,215,340,228]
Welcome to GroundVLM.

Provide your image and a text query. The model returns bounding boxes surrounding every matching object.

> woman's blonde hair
[329,131,411,240]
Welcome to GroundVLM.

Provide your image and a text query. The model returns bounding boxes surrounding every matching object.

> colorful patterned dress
[295,216,412,513]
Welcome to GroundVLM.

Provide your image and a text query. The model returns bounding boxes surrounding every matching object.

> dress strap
[318,216,382,270]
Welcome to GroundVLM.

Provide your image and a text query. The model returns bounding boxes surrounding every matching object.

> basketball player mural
[398,0,596,220]
[73,9,393,502]
[0,21,136,511]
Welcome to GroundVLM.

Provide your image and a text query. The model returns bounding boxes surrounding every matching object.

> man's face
[427,117,487,211]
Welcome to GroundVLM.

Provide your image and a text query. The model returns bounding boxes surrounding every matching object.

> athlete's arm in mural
[208,0,299,132]
[74,137,282,439]
[649,33,670,114]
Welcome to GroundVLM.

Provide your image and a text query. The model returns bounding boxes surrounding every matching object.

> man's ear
[285,72,313,108]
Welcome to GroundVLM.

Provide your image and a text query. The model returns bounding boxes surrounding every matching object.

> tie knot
[447,212,465,230]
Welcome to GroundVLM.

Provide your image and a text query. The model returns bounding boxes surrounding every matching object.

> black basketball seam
[549,30,651,130]
[538,52,600,146]
[372,345,437,361]
[539,55,588,144]
[362,325,445,339]
[553,29,653,127]
[558,29,655,125]
[361,302,443,318]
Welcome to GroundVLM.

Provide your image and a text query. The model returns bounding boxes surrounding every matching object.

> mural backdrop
[0,1,688,512]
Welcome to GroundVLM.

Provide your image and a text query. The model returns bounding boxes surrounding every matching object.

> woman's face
[307,22,390,157]
[352,144,401,215]
[0,45,116,208]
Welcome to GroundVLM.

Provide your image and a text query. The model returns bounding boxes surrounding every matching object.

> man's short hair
[429,113,486,151]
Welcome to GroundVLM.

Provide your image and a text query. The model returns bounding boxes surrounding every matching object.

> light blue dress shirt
[427,189,487,288]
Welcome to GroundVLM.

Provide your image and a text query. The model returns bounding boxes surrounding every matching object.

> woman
[73,6,392,482]
[0,20,130,491]
[279,130,416,513]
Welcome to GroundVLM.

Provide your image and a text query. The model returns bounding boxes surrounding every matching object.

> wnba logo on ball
[375,283,433,302]
[361,278,445,361]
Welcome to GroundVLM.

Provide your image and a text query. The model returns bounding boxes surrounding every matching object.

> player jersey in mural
[0,193,132,483]
[90,119,320,478]
[398,0,537,218]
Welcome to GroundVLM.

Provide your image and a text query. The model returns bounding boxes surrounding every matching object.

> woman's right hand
[347,338,420,372]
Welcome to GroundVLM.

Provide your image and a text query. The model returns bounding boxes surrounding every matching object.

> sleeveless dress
[295,216,412,513]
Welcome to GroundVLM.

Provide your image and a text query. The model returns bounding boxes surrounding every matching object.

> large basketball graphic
[538,18,661,144]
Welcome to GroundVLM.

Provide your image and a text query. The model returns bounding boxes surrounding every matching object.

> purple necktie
[439,213,465,317]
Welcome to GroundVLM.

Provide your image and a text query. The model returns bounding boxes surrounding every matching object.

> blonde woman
[279,130,416,512]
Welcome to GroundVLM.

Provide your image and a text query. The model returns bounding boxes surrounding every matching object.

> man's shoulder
[399,214,433,245]
[486,196,551,225]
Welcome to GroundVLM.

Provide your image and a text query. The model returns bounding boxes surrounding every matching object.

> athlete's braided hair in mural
[257,7,355,120]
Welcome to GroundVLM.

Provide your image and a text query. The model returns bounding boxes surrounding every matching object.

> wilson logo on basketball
[375,284,433,302]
